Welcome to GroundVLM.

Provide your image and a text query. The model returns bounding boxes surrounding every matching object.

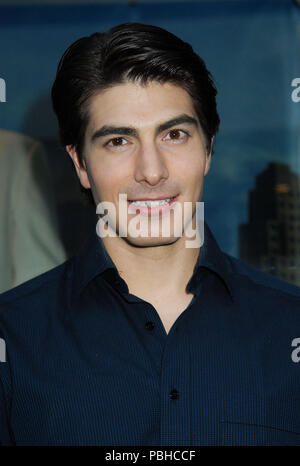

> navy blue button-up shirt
[1,222,300,446]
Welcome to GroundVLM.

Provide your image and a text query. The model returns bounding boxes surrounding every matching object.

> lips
[128,195,178,202]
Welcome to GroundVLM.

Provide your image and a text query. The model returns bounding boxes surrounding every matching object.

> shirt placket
[111,274,194,446]
[160,324,191,446]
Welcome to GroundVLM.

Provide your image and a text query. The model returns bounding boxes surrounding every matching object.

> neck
[101,233,200,297]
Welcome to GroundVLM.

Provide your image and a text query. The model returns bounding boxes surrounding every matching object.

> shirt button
[145,321,155,331]
[169,389,179,400]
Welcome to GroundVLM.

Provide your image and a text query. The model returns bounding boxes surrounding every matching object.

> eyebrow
[90,113,199,144]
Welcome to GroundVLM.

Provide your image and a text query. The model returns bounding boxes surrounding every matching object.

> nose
[133,141,169,187]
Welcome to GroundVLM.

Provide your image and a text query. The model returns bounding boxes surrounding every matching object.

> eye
[104,137,128,149]
[164,129,190,143]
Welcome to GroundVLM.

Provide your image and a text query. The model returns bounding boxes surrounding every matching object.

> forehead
[86,81,199,131]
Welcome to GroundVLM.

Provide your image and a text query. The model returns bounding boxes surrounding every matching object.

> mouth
[127,194,179,216]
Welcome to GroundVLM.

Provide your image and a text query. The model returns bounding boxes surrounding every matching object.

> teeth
[130,197,174,207]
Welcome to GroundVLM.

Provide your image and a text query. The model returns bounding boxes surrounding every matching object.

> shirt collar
[70,221,234,304]
[70,227,117,302]
[190,221,234,301]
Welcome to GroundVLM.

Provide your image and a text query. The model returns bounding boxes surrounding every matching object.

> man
[1,23,300,446]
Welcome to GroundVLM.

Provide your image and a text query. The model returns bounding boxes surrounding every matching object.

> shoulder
[0,129,44,177]
[0,257,73,325]
[224,253,300,305]
[0,129,40,153]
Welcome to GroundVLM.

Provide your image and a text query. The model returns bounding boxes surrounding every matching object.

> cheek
[175,150,207,181]
[88,158,127,198]
[179,156,207,198]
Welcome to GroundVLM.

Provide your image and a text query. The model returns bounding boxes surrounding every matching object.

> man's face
[68,81,212,247]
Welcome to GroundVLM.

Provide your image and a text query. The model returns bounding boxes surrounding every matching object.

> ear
[204,136,214,176]
[66,144,91,189]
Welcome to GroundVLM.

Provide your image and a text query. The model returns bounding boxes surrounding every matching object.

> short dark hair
[51,22,220,203]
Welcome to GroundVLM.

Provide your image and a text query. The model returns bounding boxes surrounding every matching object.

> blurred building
[239,162,300,286]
